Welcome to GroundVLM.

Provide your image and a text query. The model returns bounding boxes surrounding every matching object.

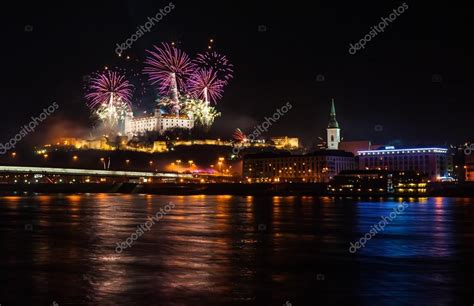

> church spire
[326,98,341,150]
[328,98,339,129]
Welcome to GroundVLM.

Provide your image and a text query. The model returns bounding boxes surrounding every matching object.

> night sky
[2,1,473,149]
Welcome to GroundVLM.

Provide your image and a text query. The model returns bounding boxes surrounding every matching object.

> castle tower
[154,107,162,118]
[326,99,340,150]
[124,110,134,137]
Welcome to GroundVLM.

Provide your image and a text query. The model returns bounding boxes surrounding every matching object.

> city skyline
[2,3,474,305]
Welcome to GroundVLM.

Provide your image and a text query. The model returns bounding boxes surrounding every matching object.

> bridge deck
[0,165,193,179]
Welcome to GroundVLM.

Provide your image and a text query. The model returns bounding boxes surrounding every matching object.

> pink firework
[143,43,195,97]
[187,68,225,104]
[85,70,133,108]
[194,51,233,85]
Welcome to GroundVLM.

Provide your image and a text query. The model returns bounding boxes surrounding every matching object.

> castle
[124,108,194,137]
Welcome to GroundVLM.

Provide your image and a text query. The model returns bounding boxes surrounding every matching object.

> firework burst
[182,98,221,129]
[143,43,195,101]
[187,68,225,104]
[95,102,129,125]
[85,70,133,132]
[85,70,133,109]
[233,128,247,142]
[194,51,233,85]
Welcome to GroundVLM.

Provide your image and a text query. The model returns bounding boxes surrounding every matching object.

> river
[0,195,473,305]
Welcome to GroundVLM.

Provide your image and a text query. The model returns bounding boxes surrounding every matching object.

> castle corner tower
[326,99,340,150]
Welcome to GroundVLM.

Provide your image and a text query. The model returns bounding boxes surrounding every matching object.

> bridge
[0,165,194,183]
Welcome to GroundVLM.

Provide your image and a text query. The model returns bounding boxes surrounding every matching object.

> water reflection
[0,195,473,305]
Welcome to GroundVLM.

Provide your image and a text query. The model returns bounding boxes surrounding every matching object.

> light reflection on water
[0,195,473,305]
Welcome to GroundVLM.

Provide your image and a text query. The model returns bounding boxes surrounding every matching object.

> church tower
[327,99,340,150]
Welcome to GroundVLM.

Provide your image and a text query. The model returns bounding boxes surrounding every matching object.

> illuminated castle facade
[124,108,194,137]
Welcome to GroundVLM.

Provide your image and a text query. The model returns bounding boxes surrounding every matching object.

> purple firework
[85,70,133,109]
[194,51,233,85]
[143,43,195,96]
[187,68,225,104]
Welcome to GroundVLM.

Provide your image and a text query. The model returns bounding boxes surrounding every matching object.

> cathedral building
[242,100,355,183]
[326,99,341,150]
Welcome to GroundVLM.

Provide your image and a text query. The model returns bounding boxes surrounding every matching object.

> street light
[73,155,78,161]
[11,152,16,158]
[100,157,106,170]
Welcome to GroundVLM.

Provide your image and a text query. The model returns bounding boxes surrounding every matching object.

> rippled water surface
[0,195,473,305]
